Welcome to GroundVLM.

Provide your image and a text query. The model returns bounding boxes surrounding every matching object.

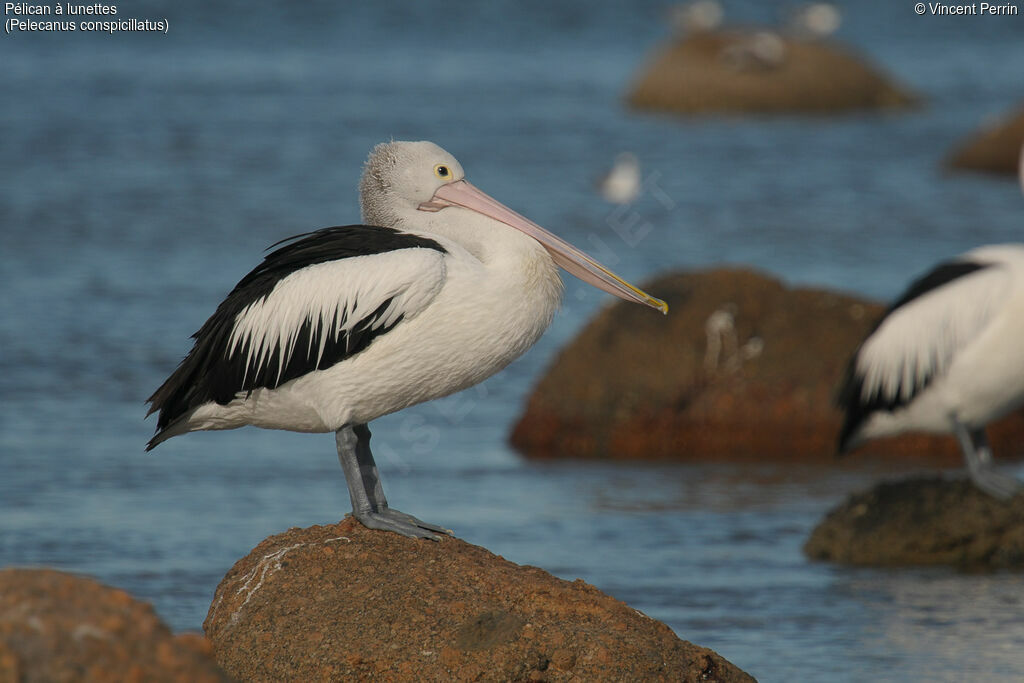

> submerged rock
[510,268,1024,463]
[804,477,1024,569]
[203,518,754,682]
[0,568,230,683]
[626,30,919,115]
[946,104,1024,176]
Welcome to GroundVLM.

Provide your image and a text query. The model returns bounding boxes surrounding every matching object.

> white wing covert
[855,261,1010,404]
[227,248,447,388]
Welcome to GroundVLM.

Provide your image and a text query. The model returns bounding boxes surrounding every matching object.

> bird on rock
[147,141,668,538]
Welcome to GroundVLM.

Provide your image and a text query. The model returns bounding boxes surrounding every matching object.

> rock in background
[510,268,1024,463]
[804,478,1024,569]
[626,30,918,115]
[946,104,1024,176]
[203,518,754,682]
[0,568,230,683]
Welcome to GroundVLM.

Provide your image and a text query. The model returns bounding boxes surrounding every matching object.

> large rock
[804,477,1024,569]
[0,568,230,683]
[203,518,754,682]
[510,268,1024,463]
[946,104,1024,176]
[626,31,919,115]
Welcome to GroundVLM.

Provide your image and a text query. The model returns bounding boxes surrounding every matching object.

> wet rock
[804,477,1024,569]
[946,104,1024,176]
[0,567,230,683]
[203,518,754,682]
[510,267,1024,463]
[626,31,918,115]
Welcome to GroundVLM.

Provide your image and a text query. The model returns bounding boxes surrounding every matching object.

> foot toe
[378,508,453,535]
[971,472,1021,501]
[352,510,450,540]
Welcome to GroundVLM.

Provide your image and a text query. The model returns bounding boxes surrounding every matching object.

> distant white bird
[147,141,668,539]
[719,31,787,72]
[837,244,1024,500]
[787,3,842,39]
[669,1,724,36]
[598,152,642,204]
[739,336,764,362]
[704,306,737,372]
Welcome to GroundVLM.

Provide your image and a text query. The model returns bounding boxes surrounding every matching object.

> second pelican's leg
[335,424,452,540]
[952,422,1021,501]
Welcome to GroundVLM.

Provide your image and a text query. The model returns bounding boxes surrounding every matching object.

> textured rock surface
[946,104,1024,176]
[804,478,1024,568]
[204,518,755,682]
[0,568,230,683]
[627,31,918,115]
[510,267,1024,463]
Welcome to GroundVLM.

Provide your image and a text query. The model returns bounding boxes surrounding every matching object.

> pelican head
[361,141,668,314]
[360,141,466,225]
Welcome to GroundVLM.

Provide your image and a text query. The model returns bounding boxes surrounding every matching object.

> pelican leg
[952,422,1021,501]
[335,424,452,540]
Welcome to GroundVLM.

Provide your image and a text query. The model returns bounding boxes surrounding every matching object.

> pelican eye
[433,164,451,179]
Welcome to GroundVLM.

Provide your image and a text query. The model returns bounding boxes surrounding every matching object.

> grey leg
[952,422,1021,501]
[336,424,453,540]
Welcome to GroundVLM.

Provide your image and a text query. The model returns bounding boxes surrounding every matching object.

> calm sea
[3,1,1024,680]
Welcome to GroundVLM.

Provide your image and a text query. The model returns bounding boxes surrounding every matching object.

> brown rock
[946,104,1024,176]
[204,518,754,682]
[626,31,919,115]
[0,568,231,683]
[510,267,1024,463]
[804,477,1024,569]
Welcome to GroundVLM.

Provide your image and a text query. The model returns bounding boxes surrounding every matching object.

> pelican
[146,141,668,539]
[597,152,642,205]
[837,244,1024,500]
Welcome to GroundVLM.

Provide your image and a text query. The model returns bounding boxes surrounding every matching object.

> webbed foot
[351,508,453,540]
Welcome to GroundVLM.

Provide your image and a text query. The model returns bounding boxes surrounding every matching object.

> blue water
[3,2,1024,680]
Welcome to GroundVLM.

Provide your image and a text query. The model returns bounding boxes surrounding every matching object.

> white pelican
[597,152,642,205]
[147,141,668,538]
[837,245,1024,500]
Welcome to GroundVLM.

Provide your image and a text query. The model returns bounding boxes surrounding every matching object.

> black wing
[146,225,446,448]
[836,259,990,453]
